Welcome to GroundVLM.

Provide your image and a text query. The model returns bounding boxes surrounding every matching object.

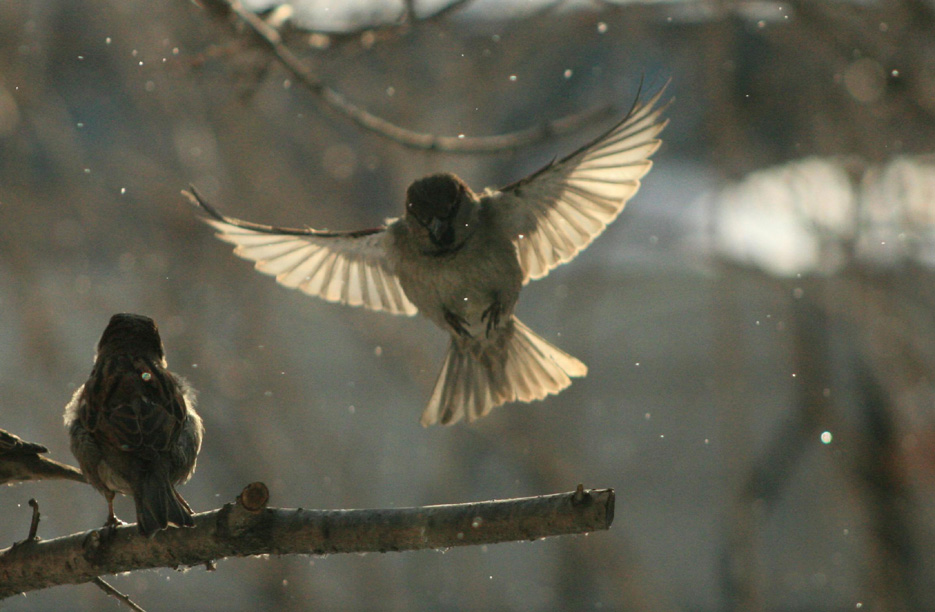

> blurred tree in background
[1,0,934,610]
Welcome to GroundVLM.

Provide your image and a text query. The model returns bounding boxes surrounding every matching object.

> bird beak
[428,218,449,245]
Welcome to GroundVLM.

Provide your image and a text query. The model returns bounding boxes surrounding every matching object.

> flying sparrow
[64,313,204,536]
[187,86,668,426]
[0,428,85,485]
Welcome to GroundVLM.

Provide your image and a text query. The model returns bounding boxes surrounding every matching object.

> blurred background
[2,0,935,610]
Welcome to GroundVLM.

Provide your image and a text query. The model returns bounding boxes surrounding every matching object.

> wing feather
[496,83,670,282]
[187,189,418,316]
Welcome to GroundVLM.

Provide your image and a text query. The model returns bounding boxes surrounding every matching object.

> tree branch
[290,0,475,44]
[93,577,147,612]
[0,483,614,598]
[192,0,613,153]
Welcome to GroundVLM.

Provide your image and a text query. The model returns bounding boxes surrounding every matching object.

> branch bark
[0,483,614,598]
[193,0,613,153]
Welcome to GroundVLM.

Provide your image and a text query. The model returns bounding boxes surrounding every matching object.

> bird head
[404,173,474,250]
[95,313,166,363]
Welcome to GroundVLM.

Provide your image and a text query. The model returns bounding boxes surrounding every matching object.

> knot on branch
[217,482,270,537]
[238,482,269,512]
[81,529,106,565]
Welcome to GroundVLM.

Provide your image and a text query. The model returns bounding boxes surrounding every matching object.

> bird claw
[444,309,471,338]
[481,300,502,338]
[102,515,126,538]
[105,516,126,528]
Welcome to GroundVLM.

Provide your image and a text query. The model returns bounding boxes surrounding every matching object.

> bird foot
[105,516,126,528]
[481,300,502,338]
[444,309,472,338]
[101,515,127,540]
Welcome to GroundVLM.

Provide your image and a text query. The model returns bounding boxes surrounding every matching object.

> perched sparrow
[0,428,85,485]
[187,86,668,426]
[64,314,203,536]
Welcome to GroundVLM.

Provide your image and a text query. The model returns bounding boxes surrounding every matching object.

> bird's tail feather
[421,317,587,426]
[135,467,194,537]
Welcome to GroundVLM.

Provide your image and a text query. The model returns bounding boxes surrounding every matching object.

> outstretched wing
[186,189,418,316]
[495,83,670,283]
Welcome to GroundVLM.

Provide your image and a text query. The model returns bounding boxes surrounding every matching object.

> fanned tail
[134,466,195,537]
[421,317,587,426]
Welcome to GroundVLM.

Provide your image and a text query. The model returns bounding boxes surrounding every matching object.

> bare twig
[0,429,86,485]
[740,277,835,507]
[93,577,147,612]
[26,499,40,542]
[193,0,613,153]
[0,484,614,598]
[402,0,418,24]
[851,366,919,611]
[415,0,475,24]
[715,262,766,612]
[278,0,474,49]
